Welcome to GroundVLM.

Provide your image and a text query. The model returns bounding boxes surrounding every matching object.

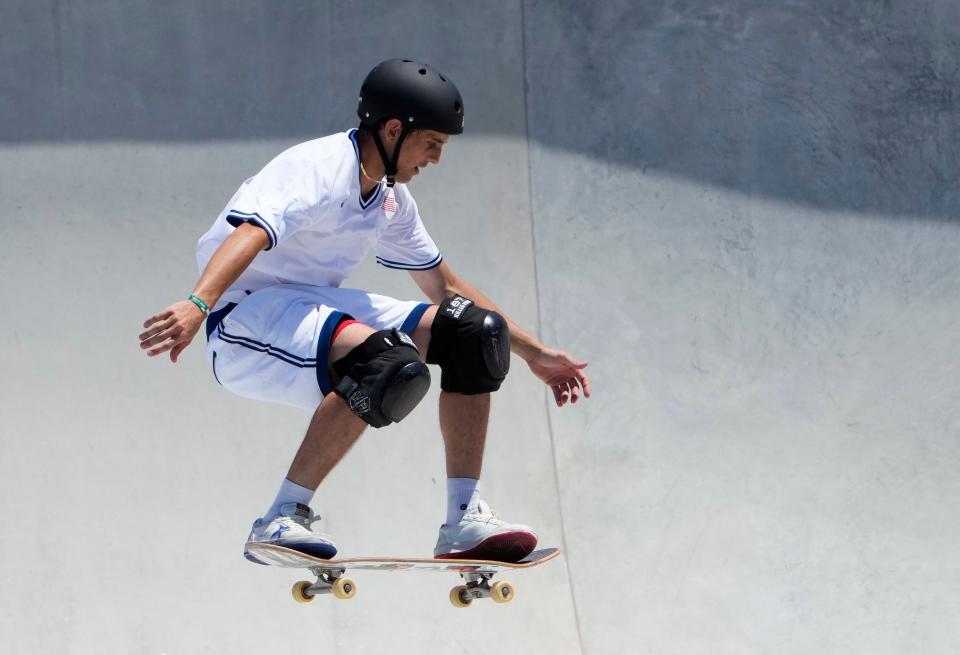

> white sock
[263,478,315,522]
[446,478,480,526]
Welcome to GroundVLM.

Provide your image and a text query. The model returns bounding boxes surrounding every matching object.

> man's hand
[139,300,207,363]
[138,222,267,364]
[527,348,591,407]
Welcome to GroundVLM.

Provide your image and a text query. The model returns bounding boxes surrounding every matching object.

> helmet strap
[369,126,410,188]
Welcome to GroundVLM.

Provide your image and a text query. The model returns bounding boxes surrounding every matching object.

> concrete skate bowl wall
[4,1,958,218]
[522,3,960,654]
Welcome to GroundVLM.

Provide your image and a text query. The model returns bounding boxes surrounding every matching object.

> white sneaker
[434,500,537,562]
[244,503,338,565]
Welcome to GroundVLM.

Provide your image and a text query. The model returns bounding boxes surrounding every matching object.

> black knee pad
[426,296,511,394]
[332,329,430,428]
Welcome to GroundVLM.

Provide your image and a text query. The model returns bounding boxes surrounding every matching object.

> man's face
[391,128,449,184]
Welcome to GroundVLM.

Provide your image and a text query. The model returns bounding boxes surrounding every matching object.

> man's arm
[139,222,270,362]
[408,261,590,406]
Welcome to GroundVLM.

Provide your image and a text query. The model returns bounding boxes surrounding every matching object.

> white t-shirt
[196,129,442,310]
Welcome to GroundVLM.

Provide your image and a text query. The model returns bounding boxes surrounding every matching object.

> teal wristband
[188,294,210,315]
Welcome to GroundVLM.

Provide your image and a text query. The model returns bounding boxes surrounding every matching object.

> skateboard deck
[245,543,560,607]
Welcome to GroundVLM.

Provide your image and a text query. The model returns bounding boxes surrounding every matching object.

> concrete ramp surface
[2,2,959,654]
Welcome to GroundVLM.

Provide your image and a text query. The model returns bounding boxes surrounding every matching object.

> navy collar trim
[349,129,384,209]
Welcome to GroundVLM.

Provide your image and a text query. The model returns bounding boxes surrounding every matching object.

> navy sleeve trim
[225,210,278,250]
[375,253,443,270]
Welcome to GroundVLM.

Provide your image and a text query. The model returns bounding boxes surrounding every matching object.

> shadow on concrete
[3,1,958,218]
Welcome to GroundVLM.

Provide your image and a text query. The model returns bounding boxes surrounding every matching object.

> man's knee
[332,329,431,428]
[426,295,510,394]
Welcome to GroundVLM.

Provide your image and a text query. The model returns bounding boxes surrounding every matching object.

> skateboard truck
[292,566,357,602]
[449,571,514,608]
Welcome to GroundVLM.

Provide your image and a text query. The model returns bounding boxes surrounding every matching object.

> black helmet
[358,59,464,135]
[356,59,464,186]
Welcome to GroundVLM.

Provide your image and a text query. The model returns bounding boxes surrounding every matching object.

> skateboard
[245,543,560,608]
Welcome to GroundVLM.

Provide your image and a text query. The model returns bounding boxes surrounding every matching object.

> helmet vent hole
[402,59,413,63]
[454,101,461,112]
[418,68,427,75]
[439,75,446,82]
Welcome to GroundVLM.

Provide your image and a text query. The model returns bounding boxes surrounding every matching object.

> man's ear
[382,118,403,144]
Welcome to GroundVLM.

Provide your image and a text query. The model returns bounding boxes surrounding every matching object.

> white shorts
[204,284,431,411]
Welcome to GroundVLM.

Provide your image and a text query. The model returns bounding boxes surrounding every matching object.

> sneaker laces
[264,512,323,536]
[471,500,503,522]
[288,513,324,530]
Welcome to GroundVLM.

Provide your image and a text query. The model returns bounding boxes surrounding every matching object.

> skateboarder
[138,59,590,563]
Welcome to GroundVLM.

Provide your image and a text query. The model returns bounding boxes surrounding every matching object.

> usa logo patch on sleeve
[381,187,397,219]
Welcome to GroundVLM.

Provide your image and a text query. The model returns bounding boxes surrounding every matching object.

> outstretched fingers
[140,300,204,363]
[552,383,565,406]
[139,312,188,358]
[551,377,585,407]
[555,357,590,408]
[139,316,176,343]
[575,366,591,399]
[531,349,591,408]
[569,379,582,404]
[144,334,176,357]
[141,310,172,332]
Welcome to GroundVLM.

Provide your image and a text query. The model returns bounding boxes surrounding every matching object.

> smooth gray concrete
[2,2,959,654]
[524,3,960,653]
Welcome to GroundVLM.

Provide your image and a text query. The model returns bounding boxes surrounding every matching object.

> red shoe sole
[436,531,537,563]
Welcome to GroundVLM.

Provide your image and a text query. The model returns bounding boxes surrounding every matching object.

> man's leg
[263,323,375,519]
[285,323,375,489]
[412,306,491,478]
[438,391,488,480]
[247,323,383,563]
[412,306,486,517]
[438,391,491,528]
[283,393,368,486]
[412,302,536,561]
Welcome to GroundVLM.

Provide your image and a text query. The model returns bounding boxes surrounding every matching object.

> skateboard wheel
[490,581,514,604]
[292,580,314,603]
[332,577,357,600]
[449,585,472,608]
